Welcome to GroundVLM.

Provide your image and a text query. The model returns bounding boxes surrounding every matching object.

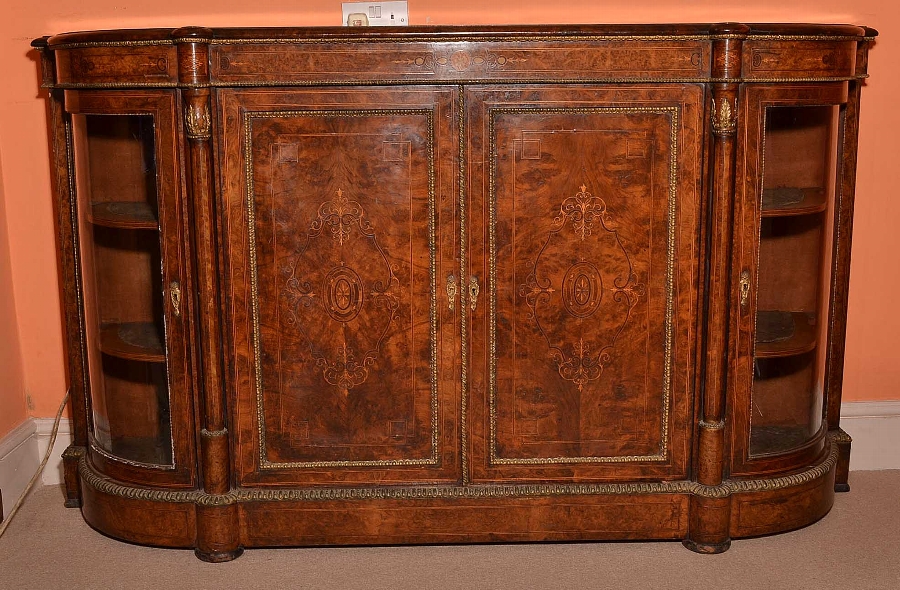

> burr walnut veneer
[33,23,875,561]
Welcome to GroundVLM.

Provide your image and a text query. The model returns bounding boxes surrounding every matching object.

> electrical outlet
[342,2,408,26]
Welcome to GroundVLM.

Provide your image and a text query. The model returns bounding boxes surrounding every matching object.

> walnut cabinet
[33,23,875,561]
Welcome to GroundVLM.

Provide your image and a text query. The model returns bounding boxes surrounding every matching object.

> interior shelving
[74,112,174,467]
[748,103,838,459]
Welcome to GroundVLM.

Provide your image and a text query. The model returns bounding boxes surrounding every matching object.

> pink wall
[0,144,28,438]
[0,1,896,434]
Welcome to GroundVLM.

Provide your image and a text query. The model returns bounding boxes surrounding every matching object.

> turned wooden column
[825,29,877,493]
[684,23,749,554]
[32,38,88,509]
[174,27,242,562]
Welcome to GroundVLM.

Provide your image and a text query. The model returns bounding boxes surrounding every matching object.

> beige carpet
[1,471,898,590]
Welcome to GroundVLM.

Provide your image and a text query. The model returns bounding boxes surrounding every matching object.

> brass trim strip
[45,75,869,91]
[486,105,677,466]
[201,428,228,438]
[243,108,441,470]
[71,433,842,503]
[699,419,726,431]
[458,85,470,485]
[47,33,868,51]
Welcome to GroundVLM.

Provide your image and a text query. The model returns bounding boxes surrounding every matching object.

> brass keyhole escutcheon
[469,276,480,312]
[170,281,182,317]
[446,274,458,311]
[739,270,751,309]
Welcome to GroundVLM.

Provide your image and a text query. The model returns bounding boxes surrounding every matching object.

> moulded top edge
[38,23,874,49]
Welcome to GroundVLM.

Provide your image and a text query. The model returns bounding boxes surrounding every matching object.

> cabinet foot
[682,538,731,554]
[64,498,82,508]
[833,428,852,493]
[194,547,244,563]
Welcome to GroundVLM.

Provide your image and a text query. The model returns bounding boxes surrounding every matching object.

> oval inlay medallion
[562,262,603,319]
[323,266,363,322]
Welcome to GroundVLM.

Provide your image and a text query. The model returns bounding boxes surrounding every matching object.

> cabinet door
[220,88,460,486]
[730,84,847,475]
[467,86,703,483]
[67,90,195,486]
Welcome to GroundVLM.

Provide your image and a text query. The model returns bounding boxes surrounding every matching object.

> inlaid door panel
[467,85,703,482]
[219,88,460,486]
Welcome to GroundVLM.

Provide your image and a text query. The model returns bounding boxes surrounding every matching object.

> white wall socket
[342,2,409,26]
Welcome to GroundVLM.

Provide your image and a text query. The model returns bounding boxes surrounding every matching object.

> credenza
[33,22,875,561]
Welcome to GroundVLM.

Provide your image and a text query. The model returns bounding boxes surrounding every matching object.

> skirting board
[839,401,900,471]
[0,402,898,517]
[0,417,73,518]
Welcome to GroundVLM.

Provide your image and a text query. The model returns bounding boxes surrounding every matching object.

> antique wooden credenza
[33,23,875,561]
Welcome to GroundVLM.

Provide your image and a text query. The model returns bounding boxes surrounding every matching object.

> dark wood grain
[35,23,873,560]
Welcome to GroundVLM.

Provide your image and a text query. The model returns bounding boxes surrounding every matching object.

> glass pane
[73,113,174,466]
[750,105,839,457]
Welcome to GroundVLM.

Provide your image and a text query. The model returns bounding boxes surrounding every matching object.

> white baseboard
[0,402,897,516]
[0,419,39,518]
[0,417,73,518]
[840,401,900,471]
[34,417,74,486]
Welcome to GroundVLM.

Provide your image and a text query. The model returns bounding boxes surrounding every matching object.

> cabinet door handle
[739,270,751,309]
[446,274,458,311]
[170,281,182,317]
[469,276,480,312]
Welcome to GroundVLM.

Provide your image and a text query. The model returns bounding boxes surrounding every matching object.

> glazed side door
[729,83,847,476]
[466,85,704,483]
[66,90,196,487]
[219,87,461,487]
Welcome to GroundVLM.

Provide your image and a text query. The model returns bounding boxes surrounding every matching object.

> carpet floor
[1,470,898,590]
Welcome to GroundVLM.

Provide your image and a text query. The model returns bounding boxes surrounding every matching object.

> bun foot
[194,547,244,563]
[682,538,731,554]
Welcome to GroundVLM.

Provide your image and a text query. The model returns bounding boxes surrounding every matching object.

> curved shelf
[749,424,813,456]
[754,310,817,358]
[90,201,159,230]
[761,187,827,217]
[99,322,166,363]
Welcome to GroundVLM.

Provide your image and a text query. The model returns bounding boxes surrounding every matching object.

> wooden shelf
[761,187,827,217]
[755,311,817,358]
[749,424,811,456]
[90,201,159,230]
[99,322,165,363]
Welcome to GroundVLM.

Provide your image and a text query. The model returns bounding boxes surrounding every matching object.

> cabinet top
[32,24,876,90]
[34,23,875,48]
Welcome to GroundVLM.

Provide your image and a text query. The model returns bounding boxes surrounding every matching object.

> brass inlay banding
[458,85,470,485]
[45,32,870,52]
[201,428,228,438]
[487,106,678,466]
[44,75,869,91]
[243,108,440,469]
[700,419,726,431]
[72,433,841,503]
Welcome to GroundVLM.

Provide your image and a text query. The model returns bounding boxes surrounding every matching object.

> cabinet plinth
[34,22,874,560]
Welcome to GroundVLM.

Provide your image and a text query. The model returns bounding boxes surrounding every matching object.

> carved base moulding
[36,23,874,560]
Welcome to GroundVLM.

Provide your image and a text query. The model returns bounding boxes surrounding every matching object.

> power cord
[0,389,70,539]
